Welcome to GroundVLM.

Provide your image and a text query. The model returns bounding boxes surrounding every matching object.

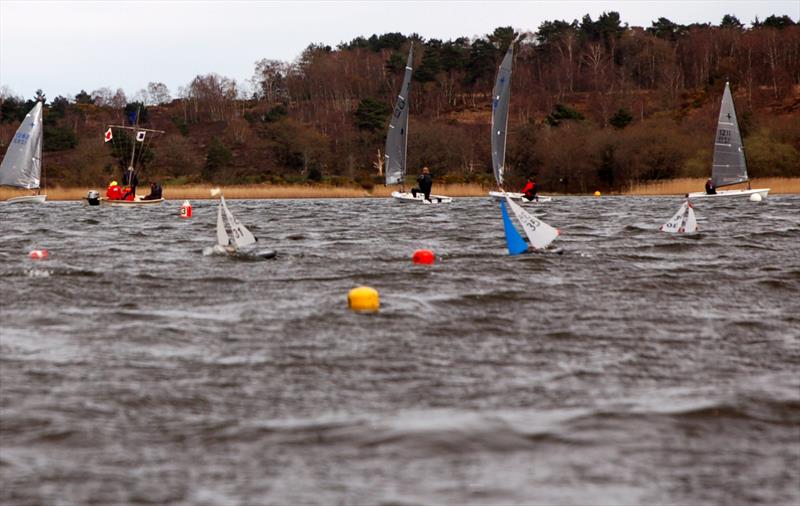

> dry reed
[1,183,491,201]
[626,178,800,195]
[3,179,798,201]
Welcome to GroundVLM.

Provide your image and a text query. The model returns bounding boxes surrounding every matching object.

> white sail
[712,82,748,188]
[506,197,559,249]
[0,102,43,189]
[216,202,230,246]
[385,44,413,186]
[660,201,698,234]
[221,196,257,249]
[491,46,513,187]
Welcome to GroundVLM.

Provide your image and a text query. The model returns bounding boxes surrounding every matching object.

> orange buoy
[29,249,48,260]
[180,200,192,219]
[412,249,435,265]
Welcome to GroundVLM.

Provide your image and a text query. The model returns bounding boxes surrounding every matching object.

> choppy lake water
[1,196,799,505]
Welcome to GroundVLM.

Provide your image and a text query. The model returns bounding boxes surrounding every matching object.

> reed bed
[4,179,798,201]
[627,178,800,195]
[1,183,491,201]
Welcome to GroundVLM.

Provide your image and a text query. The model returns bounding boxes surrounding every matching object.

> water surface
[1,196,799,505]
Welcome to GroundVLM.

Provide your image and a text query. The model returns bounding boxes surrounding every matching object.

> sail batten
[0,102,43,189]
[491,46,513,187]
[711,82,748,188]
[385,45,414,186]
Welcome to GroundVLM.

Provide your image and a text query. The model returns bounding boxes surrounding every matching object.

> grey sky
[1,0,798,101]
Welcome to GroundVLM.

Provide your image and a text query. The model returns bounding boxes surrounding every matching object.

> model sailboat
[487,47,551,204]
[385,44,452,204]
[1,102,47,204]
[489,46,559,255]
[660,200,698,234]
[208,191,276,259]
[687,81,769,200]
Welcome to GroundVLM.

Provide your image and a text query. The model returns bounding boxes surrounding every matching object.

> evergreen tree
[354,97,390,132]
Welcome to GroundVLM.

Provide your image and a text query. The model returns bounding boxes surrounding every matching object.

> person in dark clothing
[143,181,163,200]
[705,178,716,195]
[521,177,538,201]
[411,166,433,201]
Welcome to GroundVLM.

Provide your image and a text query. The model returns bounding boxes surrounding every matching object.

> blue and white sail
[0,102,43,189]
[385,44,413,186]
[506,197,559,250]
[500,200,528,255]
[660,200,698,234]
[491,46,513,188]
[712,82,748,188]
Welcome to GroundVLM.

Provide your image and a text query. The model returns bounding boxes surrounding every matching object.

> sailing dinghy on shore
[1,102,47,204]
[205,191,276,259]
[385,44,452,204]
[687,81,769,200]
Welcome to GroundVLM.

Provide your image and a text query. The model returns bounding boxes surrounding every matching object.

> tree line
[1,12,798,191]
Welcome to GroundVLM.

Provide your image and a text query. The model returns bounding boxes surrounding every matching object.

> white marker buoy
[749,193,762,202]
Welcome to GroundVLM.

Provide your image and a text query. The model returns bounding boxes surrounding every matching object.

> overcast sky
[1,0,798,101]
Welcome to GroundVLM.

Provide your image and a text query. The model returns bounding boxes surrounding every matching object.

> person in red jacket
[521,177,538,202]
[106,181,122,200]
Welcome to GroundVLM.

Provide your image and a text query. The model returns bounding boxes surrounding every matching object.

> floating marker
[180,200,192,218]
[412,249,435,265]
[348,286,380,312]
[29,249,48,260]
[594,191,602,197]
[749,193,762,202]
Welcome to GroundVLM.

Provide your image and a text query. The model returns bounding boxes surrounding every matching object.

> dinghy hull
[391,191,452,204]
[488,191,552,203]
[99,197,165,207]
[686,188,769,199]
[5,194,47,204]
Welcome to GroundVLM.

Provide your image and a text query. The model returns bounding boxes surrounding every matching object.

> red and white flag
[104,128,113,143]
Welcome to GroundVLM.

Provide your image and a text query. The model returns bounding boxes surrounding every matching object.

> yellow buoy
[594,190,602,197]
[348,286,380,312]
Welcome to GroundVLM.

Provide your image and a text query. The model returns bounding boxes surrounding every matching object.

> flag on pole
[104,128,113,143]
[136,131,146,142]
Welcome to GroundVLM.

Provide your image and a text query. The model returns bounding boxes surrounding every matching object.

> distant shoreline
[2,178,798,201]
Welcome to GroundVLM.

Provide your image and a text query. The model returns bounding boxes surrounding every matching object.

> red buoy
[180,200,192,219]
[412,249,435,265]
[29,249,48,260]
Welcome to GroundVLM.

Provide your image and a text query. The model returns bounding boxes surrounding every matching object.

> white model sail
[384,44,413,186]
[491,46,513,187]
[0,102,43,189]
[216,203,230,246]
[660,200,698,234]
[221,196,257,249]
[506,197,559,249]
[712,82,748,188]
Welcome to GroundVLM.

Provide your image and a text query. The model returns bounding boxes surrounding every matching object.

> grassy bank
[627,178,800,195]
[2,178,798,201]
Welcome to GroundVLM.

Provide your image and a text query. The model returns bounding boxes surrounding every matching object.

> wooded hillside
[1,13,799,192]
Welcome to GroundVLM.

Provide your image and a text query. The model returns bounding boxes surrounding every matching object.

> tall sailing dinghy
[385,44,452,204]
[687,81,769,199]
[489,47,559,255]
[1,102,47,204]
[487,46,551,204]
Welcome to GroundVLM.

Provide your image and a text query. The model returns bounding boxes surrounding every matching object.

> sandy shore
[2,178,798,201]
